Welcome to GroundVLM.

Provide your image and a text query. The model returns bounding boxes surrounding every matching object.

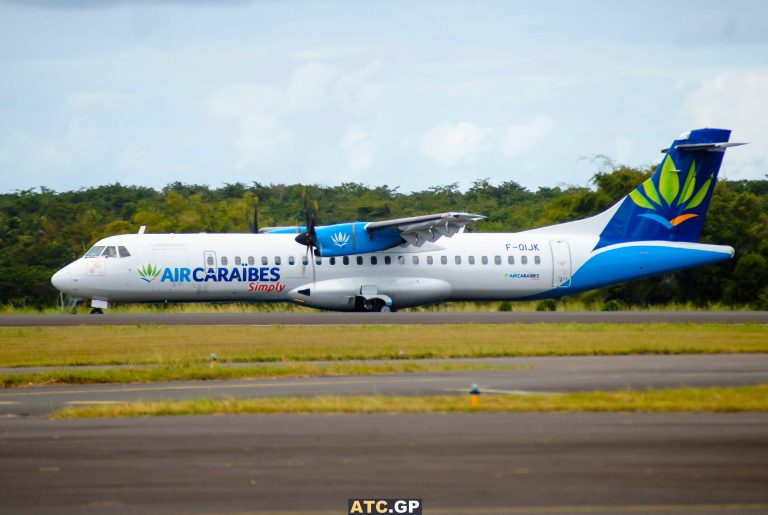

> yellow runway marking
[66,401,123,405]
[0,401,19,405]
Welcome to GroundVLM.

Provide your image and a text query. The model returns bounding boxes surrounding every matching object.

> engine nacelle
[314,222,403,257]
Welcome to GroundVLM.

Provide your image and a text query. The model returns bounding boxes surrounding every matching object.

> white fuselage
[52,229,591,311]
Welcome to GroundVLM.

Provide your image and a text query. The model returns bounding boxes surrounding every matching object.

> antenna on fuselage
[138,225,146,234]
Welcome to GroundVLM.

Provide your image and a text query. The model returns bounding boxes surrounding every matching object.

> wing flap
[366,212,484,247]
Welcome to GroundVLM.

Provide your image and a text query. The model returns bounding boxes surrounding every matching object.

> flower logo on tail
[628,156,713,229]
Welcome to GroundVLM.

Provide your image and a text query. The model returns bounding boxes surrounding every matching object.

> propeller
[295,190,319,288]
[295,191,319,252]
[246,195,259,233]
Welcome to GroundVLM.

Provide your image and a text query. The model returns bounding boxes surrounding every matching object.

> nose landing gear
[89,299,109,315]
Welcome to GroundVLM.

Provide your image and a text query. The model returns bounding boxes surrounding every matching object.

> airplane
[52,128,744,314]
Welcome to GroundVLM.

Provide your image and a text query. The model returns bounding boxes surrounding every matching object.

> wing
[365,212,485,247]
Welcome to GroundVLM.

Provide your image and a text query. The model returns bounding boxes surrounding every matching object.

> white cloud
[285,61,338,111]
[340,126,375,173]
[683,71,768,180]
[208,61,380,170]
[420,122,490,167]
[500,115,554,158]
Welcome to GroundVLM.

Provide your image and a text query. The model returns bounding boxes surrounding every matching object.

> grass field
[0,362,526,388]
[0,323,766,368]
[51,384,768,418]
[0,300,751,315]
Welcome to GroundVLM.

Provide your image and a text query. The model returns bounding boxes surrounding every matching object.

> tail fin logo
[628,156,713,229]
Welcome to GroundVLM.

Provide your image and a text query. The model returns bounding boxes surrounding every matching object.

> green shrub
[536,299,557,312]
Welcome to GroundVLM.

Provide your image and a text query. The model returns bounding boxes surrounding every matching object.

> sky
[0,0,766,194]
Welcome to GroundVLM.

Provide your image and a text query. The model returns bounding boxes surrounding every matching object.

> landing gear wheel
[379,304,391,313]
[90,308,103,315]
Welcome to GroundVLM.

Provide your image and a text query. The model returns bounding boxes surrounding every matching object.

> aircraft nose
[51,266,76,293]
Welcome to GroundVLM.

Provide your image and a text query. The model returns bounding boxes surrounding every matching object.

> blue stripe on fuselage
[520,243,733,300]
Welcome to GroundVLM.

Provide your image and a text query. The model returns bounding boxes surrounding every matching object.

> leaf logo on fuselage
[628,156,713,229]
[331,232,351,247]
[138,264,162,283]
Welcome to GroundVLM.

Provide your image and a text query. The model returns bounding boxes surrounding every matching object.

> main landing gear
[90,308,104,315]
[355,296,395,312]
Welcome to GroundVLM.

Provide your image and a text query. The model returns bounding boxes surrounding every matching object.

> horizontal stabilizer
[660,142,747,153]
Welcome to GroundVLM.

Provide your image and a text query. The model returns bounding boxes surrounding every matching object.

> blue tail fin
[596,128,741,249]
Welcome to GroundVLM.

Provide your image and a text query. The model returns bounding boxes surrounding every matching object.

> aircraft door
[550,240,572,288]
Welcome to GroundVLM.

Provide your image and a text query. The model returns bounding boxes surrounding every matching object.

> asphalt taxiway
[1,354,767,417]
[1,413,767,514]
[1,310,767,326]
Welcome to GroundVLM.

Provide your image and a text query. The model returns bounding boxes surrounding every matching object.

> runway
[2,354,767,417]
[1,413,766,514]
[1,310,767,326]
[1,354,767,513]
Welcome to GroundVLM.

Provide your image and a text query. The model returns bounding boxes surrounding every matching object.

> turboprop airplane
[52,128,744,314]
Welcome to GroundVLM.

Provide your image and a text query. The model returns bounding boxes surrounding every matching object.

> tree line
[1,164,766,309]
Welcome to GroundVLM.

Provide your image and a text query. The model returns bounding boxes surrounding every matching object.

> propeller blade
[246,195,260,233]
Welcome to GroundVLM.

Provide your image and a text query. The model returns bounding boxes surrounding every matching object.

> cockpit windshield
[84,245,131,258]
[84,246,105,258]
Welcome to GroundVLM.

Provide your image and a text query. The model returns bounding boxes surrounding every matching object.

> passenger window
[248,256,255,266]
[343,256,350,265]
[534,256,541,265]
[412,256,419,265]
[494,255,501,265]
[427,256,433,265]
[315,257,322,265]
[398,255,405,265]
[521,256,528,265]
[102,246,117,258]
[275,256,281,265]
[261,256,268,266]
[235,256,242,266]
[455,256,461,265]
[441,256,448,265]
[371,256,378,265]
[356,256,363,265]
[207,255,214,266]
[85,246,105,258]
[118,246,131,258]
[482,256,488,265]
[508,256,515,265]
[330,257,336,265]
[221,256,228,266]
[385,256,392,265]
[302,256,309,266]
[288,256,295,266]
[468,256,475,265]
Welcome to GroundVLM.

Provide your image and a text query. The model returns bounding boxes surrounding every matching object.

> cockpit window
[118,246,131,258]
[102,246,117,258]
[85,246,105,258]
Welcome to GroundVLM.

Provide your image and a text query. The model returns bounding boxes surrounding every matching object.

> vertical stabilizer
[595,128,742,249]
